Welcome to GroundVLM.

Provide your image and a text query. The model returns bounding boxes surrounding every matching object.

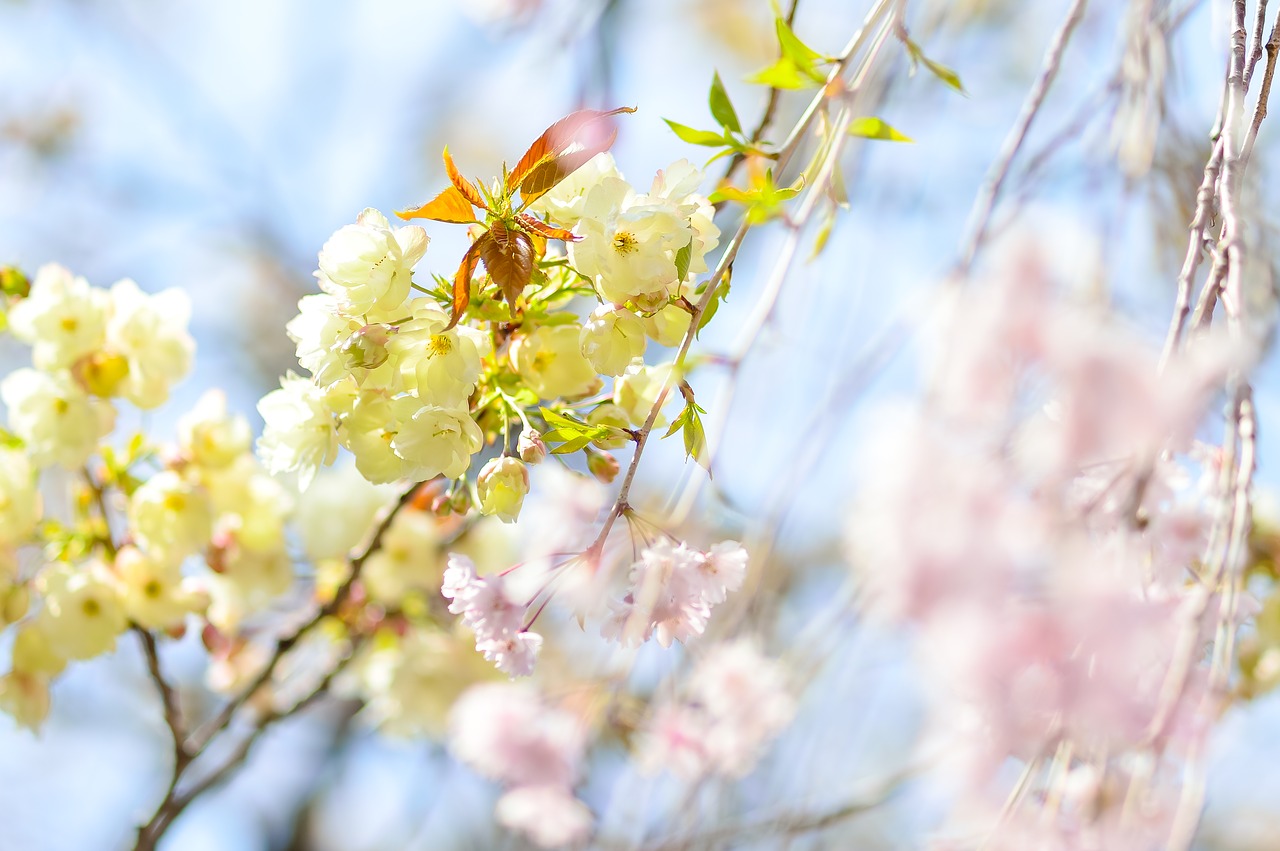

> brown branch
[135,626,191,768]
[1242,18,1280,166]
[133,480,422,849]
[1159,137,1224,368]
[1245,0,1270,90]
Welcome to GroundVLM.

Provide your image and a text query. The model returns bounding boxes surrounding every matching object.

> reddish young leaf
[447,240,484,329]
[443,146,489,211]
[517,212,580,242]
[510,106,636,205]
[479,220,535,308]
[397,185,477,224]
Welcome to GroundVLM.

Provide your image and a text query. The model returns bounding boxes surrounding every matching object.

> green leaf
[708,72,742,135]
[775,15,831,68]
[551,435,594,455]
[810,204,838,261]
[663,119,730,147]
[921,55,965,94]
[708,169,803,225]
[674,239,693,282]
[903,36,966,95]
[746,57,822,90]
[847,117,913,142]
[662,393,710,471]
[539,406,616,454]
[696,267,732,335]
[683,410,708,470]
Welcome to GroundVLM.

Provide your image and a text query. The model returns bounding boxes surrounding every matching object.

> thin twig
[956,0,1090,275]
[1158,136,1223,369]
[134,481,422,848]
[628,766,913,851]
[1245,0,1270,90]
[1242,18,1280,166]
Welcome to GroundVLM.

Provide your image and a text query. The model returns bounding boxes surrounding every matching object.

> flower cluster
[0,265,213,727]
[602,539,747,648]
[2,264,194,468]
[849,239,1237,841]
[449,682,592,848]
[638,639,796,779]
[259,144,718,527]
[256,208,492,489]
[442,554,542,677]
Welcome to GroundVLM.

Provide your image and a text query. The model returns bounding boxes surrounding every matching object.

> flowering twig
[669,4,899,521]
[584,0,898,561]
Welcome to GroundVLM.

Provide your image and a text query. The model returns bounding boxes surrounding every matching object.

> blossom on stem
[316,208,427,317]
[1,368,115,469]
[602,539,747,648]
[256,373,339,490]
[638,639,795,779]
[441,554,542,677]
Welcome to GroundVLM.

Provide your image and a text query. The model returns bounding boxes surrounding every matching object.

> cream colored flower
[570,178,693,306]
[129,470,214,560]
[36,562,127,660]
[179,390,252,469]
[1,369,115,469]
[511,325,602,400]
[613,361,676,426]
[257,373,339,491]
[316,208,427,317]
[391,401,483,481]
[390,300,482,408]
[116,546,208,630]
[362,509,443,604]
[8,263,108,370]
[580,304,647,376]
[104,279,195,409]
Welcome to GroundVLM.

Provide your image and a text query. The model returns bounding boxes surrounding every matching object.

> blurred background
[1,0,1278,848]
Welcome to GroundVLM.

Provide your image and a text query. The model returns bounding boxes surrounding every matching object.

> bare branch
[957,0,1090,275]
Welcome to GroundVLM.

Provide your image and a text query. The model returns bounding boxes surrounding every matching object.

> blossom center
[612,231,639,255]
[428,334,453,357]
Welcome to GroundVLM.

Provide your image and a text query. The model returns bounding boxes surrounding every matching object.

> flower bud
[477,457,530,523]
[517,428,547,464]
[0,266,30,299]
[587,448,620,484]
[340,323,391,372]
